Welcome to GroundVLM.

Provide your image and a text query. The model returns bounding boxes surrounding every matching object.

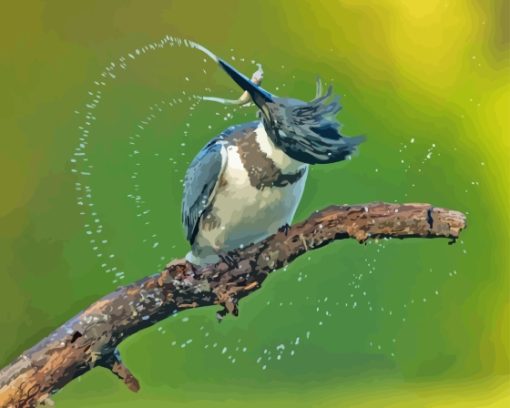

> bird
[181,56,365,266]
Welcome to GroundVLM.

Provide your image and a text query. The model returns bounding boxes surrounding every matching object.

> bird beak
[218,59,273,118]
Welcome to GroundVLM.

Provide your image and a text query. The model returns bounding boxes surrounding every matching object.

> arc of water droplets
[70,34,441,369]
[70,35,230,283]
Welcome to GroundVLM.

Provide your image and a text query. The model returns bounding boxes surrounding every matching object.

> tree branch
[0,202,466,407]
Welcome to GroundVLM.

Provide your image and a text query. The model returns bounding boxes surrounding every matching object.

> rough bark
[0,202,466,407]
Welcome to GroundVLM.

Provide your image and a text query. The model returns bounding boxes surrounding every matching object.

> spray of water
[70,34,463,371]
[70,36,231,281]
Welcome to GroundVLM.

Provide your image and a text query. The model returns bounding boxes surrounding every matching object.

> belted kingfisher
[182,57,364,265]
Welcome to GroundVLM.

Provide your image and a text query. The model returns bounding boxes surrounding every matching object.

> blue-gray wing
[182,140,227,244]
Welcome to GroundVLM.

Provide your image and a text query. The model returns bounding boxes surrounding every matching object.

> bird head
[217,58,365,164]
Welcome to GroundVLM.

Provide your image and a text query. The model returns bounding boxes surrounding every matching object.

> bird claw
[219,253,239,269]
[278,223,290,236]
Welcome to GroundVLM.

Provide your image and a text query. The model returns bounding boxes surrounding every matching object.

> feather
[266,86,365,164]
[182,140,227,244]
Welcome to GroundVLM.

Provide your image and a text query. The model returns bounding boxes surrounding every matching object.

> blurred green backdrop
[1,0,509,406]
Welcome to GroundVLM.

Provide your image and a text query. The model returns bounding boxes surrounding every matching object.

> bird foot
[278,223,291,236]
[219,253,239,269]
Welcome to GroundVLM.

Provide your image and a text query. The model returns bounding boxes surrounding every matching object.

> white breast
[190,123,308,263]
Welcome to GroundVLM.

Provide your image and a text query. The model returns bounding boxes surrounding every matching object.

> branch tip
[101,349,140,393]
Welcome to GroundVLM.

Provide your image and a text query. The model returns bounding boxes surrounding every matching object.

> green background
[1,1,509,406]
